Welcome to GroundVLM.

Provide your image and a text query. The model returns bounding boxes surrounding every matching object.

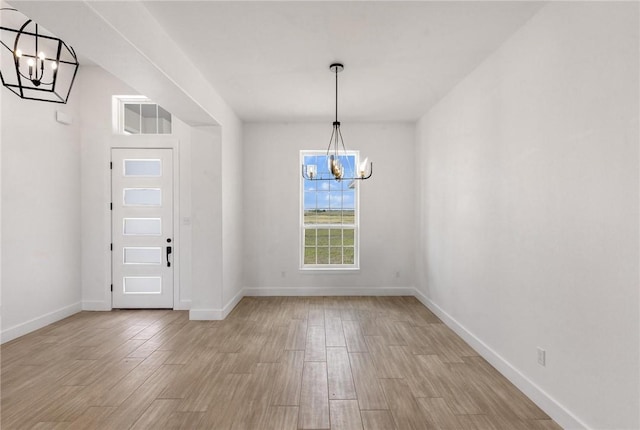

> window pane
[316,191,330,211]
[342,210,355,225]
[344,247,355,264]
[330,229,342,246]
[124,104,140,134]
[343,229,355,246]
[124,159,161,177]
[343,189,356,209]
[141,104,158,134]
[317,229,329,246]
[305,229,316,246]
[303,187,317,200]
[304,247,316,265]
[315,210,334,224]
[317,247,329,264]
[331,211,344,224]
[329,247,342,264]
[304,208,316,225]
[158,105,172,134]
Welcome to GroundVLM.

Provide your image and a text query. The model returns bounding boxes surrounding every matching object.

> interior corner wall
[190,126,223,319]
[221,120,244,313]
[415,2,639,429]
[1,74,82,343]
[242,122,415,295]
[0,79,3,335]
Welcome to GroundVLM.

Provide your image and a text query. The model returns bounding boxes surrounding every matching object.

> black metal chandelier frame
[302,63,373,182]
[0,8,79,104]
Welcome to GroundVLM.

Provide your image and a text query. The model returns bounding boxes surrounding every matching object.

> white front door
[111,148,174,308]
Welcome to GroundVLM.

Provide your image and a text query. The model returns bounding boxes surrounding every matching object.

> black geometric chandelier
[0,8,79,103]
[302,63,373,182]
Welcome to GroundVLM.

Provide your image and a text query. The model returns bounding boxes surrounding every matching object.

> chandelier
[302,63,372,182]
[0,8,79,103]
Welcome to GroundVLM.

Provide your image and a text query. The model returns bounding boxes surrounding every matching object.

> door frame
[110,136,181,310]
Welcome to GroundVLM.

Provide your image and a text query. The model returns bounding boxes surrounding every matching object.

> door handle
[166,246,172,267]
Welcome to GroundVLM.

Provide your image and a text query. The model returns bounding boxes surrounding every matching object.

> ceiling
[6,1,545,123]
[141,1,544,122]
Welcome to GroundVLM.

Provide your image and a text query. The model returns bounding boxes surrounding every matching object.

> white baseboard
[188,290,244,320]
[222,290,244,318]
[81,300,111,311]
[244,286,415,296]
[413,288,588,430]
[83,299,191,311]
[1,301,82,344]
[188,287,414,320]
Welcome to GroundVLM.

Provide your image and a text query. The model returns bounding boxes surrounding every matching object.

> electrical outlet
[537,347,546,366]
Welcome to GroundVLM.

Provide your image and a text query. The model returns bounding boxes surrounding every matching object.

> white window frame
[112,95,172,135]
[300,150,360,271]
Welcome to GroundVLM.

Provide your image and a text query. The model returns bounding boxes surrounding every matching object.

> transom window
[301,151,359,269]
[114,96,172,135]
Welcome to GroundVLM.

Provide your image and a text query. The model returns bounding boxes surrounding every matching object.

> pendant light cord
[335,66,338,123]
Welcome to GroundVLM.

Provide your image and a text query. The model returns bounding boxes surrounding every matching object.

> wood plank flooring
[1,296,562,429]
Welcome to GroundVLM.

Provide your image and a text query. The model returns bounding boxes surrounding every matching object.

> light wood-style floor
[1,296,561,429]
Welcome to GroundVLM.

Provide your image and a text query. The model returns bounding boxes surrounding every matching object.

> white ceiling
[141,1,544,122]
[7,1,545,123]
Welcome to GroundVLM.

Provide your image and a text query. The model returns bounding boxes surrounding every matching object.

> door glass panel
[124,277,161,294]
[124,159,161,177]
[124,247,162,265]
[123,188,161,206]
[123,218,162,235]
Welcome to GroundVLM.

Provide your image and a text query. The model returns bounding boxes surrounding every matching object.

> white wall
[415,2,639,429]
[79,66,194,311]
[190,126,224,318]
[79,66,135,310]
[221,121,244,311]
[1,74,82,342]
[243,122,415,294]
[0,75,3,335]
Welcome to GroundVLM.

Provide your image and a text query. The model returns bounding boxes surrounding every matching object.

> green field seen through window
[303,210,355,265]
[303,209,355,225]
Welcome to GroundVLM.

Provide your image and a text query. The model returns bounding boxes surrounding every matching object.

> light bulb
[359,157,369,178]
[51,62,58,70]
[38,51,45,60]
[14,49,22,58]
[27,58,34,67]
[330,157,343,180]
[306,164,317,179]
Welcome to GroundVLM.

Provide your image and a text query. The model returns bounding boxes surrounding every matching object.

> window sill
[299,267,360,273]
